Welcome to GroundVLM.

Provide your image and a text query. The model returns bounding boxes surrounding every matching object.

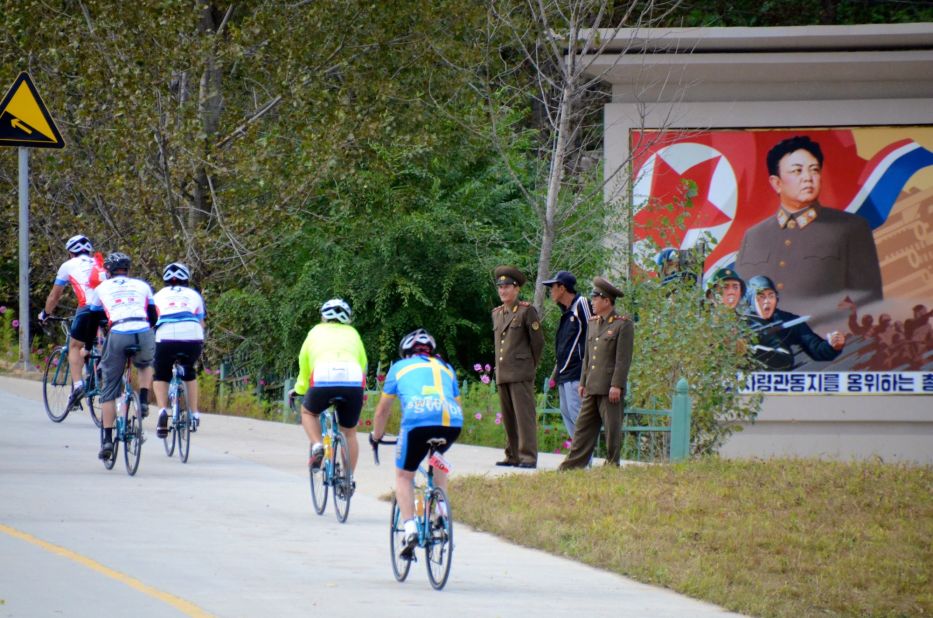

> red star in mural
[634,154,731,248]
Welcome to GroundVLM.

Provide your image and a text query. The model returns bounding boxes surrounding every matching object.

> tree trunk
[533,84,574,314]
[191,0,223,230]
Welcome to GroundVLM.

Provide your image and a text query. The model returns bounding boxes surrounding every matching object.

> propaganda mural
[631,127,933,394]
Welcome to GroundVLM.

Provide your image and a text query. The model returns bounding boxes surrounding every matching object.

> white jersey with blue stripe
[154,285,206,342]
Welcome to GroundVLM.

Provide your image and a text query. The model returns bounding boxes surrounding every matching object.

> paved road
[0,376,743,618]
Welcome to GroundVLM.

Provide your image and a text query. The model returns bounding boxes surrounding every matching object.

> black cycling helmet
[747,275,777,298]
[103,252,131,274]
[162,262,190,283]
[65,234,93,255]
[399,328,436,358]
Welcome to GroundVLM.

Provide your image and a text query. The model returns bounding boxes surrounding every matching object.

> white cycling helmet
[162,262,190,282]
[399,328,436,358]
[320,298,352,324]
[65,235,93,254]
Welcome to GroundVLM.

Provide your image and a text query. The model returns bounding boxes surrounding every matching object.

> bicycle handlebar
[369,433,398,465]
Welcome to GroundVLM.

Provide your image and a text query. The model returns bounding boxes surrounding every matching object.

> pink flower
[473,363,482,372]
[481,374,490,384]
[259,379,266,386]
[365,419,372,426]
[474,412,482,420]
[377,374,386,383]
[495,418,501,425]
[11,319,19,329]
[563,440,572,449]
[0,306,6,314]
[484,364,491,373]
[553,448,562,454]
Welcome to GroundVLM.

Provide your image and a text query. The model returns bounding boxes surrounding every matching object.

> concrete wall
[589,24,933,462]
[719,394,933,464]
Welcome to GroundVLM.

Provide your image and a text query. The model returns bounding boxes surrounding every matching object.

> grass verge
[452,458,932,618]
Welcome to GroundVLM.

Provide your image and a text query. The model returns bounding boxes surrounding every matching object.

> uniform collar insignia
[777,205,819,229]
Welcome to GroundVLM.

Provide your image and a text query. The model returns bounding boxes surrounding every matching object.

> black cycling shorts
[302,386,364,429]
[153,340,203,382]
[70,308,106,347]
[396,425,461,472]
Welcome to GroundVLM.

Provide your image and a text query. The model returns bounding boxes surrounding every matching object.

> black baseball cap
[542,271,576,292]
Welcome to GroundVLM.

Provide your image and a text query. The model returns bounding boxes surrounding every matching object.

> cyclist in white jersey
[151,262,207,437]
[38,235,108,410]
[89,252,157,460]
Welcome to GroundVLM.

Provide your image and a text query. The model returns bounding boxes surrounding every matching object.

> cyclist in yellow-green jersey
[294,299,367,478]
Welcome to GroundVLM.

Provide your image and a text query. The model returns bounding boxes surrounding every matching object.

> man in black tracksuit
[543,271,591,438]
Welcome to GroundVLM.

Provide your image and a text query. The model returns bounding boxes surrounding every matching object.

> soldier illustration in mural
[735,136,883,321]
[743,275,846,371]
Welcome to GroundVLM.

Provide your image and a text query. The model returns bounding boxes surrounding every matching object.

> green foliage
[673,0,933,26]
[621,275,761,454]
[0,306,15,361]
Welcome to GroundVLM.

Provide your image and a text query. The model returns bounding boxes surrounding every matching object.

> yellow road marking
[0,523,214,618]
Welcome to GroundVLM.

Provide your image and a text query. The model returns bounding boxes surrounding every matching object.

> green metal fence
[540,377,692,463]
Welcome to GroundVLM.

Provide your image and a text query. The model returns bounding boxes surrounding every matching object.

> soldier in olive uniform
[492,266,545,468]
[559,277,635,469]
[735,136,882,319]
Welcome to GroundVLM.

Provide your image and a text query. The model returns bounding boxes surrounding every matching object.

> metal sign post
[0,72,66,371]
[18,147,30,369]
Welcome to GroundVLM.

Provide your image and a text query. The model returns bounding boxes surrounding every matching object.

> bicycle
[100,345,144,476]
[162,356,193,463]
[372,436,454,590]
[290,394,354,523]
[41,316,104,427]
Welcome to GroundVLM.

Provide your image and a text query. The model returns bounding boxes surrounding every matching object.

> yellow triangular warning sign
[0,72,65,149]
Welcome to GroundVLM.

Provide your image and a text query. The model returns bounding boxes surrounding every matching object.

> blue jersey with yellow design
[381,354,463,429]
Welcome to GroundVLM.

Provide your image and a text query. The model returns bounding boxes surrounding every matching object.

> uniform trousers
[497,380,537,464]
[559,393,622,469]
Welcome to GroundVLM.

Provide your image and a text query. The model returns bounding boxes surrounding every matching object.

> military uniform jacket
[580,311,634,395]
[735,205,882,313]
[492,301,544,384]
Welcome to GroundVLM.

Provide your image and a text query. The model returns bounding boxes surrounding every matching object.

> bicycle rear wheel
[309,444,327,514]
[389,496,412,582]
[163,418,176,457]
[87,357,103,428]
[123,390,143,476]
[177,386,190,463]
[332,433,352,523]
[43,347,71,422]
[425,487,453,590]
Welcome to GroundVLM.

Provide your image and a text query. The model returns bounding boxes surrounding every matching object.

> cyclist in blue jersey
[371,328,463,558]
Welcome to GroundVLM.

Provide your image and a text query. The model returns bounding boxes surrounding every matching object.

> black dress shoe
[517,462,537,469]
[495,460,517,467]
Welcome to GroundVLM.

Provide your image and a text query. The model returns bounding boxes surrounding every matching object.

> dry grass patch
[452,458,932,618]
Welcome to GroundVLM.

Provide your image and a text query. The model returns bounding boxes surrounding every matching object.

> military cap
[541,270,576,291]
[494,265,526,287]
[591,276,623,300]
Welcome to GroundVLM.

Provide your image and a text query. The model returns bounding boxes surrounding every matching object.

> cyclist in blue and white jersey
[90,252,157,460]
[294,299,368,479]
[151,262,207,438]
[370,328,463,558]
[38,235,107,410]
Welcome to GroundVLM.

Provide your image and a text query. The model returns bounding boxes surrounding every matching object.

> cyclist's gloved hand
[38,310,49,324]
[368,433,379,447]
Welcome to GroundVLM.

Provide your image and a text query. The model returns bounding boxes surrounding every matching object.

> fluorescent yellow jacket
[295,322,368,394]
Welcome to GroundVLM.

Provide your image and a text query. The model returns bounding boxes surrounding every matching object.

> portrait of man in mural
[735,135,883,321]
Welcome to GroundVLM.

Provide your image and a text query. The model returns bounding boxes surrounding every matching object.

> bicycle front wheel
[332,433,352,523]
[177,386,190,463]
[389,496,412,582]
[123,390,143,476]
[425,487,454,590]
[43,347,71,422]
[163,419,176,457]
[309,444,327,515]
